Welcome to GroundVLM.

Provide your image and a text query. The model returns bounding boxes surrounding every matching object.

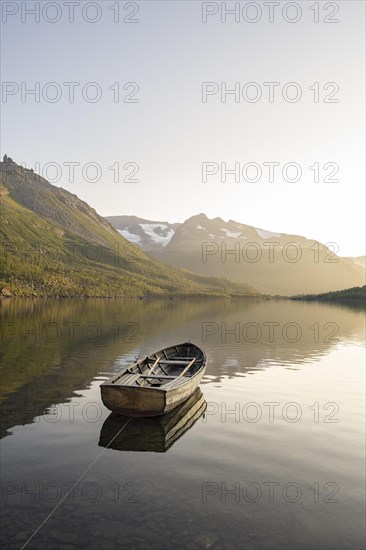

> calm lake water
[1,298,365,550]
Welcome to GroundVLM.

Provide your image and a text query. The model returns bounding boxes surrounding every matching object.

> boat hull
[164,367,206,413]
[101,385,166,417]
[99,388,207,451]
[100,342,206,416]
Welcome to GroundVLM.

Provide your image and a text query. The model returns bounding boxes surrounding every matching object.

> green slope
[0,157,258,298]
[290,286,366,308]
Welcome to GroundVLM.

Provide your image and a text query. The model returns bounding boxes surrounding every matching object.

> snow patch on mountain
[255,228,281,239]
[139,223,175,247]
[118,229,141,244]
[220,228,242,238]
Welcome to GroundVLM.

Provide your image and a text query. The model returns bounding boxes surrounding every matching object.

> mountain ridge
[0,156,258,298]
[107,214,365,295]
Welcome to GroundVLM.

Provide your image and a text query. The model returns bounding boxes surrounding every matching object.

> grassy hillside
[290,286,366,308]
[0,157,258,298]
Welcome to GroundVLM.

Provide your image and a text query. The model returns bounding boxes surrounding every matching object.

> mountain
[344,256,366,270]
[107,215,180,254]
[0,157,258,298]
[107,213,365,295]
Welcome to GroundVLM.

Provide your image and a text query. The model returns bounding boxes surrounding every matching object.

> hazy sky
[1,0,365,255]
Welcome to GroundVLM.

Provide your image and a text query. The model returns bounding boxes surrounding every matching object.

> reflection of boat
[99,388,206,452]
[100,342,206,416]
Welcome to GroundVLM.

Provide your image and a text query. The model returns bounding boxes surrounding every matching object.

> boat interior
[111,343,205,389]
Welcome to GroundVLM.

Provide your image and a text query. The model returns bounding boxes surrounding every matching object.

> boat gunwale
[101,342,206,392]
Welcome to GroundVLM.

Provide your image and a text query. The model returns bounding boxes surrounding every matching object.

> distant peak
[187,213,209,222]
[2,154,15,164]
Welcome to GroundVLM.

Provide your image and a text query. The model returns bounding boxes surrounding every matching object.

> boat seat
[136,374,178,379]
[169,357,200,361]
[114,373,142,386]
[147,359,192,366]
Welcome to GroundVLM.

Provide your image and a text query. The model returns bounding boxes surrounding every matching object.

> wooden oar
[178,358,196,378]
[140,356,161,386]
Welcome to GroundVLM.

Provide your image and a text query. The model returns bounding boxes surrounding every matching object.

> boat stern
[100,383,166,417]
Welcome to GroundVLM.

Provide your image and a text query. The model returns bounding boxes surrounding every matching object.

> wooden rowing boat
[100,342,207,416]
[99,388,206,452]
